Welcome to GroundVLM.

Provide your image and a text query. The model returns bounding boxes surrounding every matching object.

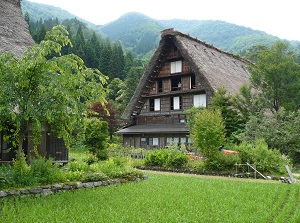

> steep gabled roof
[122,28,250,119]
[0,0,34,57]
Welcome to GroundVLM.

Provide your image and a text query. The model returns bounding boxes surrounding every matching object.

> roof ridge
[161,28,250,64]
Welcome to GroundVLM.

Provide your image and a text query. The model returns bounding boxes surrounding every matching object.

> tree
[249,41,300,112]
[83,117,109,160]
[190,109,226,160]
[89,102,119,141]
[210,87,244,140]
[0,25,107,163]
[117,67,144,113]
[74,25,86,61]
[240,109,300,163]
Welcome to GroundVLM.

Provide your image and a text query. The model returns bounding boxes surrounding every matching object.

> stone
[83,182,94,188]
[51,184,63,191]
[9,190,20,196]
[29,188,43,194]
[42,189,53,196]
[0,191,8,197]
[76,182,83,188]
[93,181,103,187]
[20,188,30,194]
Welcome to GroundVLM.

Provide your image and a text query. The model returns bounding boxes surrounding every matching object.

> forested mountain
[22,1,300,57]
[22,0,96,28]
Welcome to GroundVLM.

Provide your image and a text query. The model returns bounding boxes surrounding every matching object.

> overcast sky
[28,0,299,41]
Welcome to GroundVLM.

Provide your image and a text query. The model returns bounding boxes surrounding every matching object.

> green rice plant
[1,173,299,223]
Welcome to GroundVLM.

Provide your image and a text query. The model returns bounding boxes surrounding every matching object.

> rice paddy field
[1,171,300,223]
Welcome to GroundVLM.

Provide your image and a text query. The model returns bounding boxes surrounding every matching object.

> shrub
[204,153,241,171]
[236,139,290,174]
[83,172,108,182]
[67,160,90,172]
[28,157,65,185]
[144,149,189,169]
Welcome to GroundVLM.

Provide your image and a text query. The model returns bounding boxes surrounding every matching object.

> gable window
[170,61,182,74]
[170,96,182,110]
[193,94,206,107]
[149,98,160,111]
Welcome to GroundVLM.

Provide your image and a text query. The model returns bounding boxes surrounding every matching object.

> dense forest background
[22,0,300,58]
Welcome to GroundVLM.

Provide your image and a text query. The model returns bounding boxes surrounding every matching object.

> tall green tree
[210,87,244,140]
[109,42,125,79]
[99,38,112,76]
[74,25,86,61]
[0,26,107,162]
[249,41,300,112]
[190,109,226,160]
[117,67,144,113]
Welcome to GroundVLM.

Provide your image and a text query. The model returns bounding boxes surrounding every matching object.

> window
[193,94,206,107]
[171,76,182,91]
[149,137,159,146]
[158,79,163,93]
[150,98,161,111]
[170,61,182,73]
[170,96,182,110]
[190,74,196,89]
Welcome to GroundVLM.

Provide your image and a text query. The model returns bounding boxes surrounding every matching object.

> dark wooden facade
[0,131,68,163]
[117,28,250,149]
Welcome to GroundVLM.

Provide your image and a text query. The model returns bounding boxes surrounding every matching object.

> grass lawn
[1,171,299,223]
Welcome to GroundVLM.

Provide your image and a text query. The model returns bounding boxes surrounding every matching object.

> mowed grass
[1,171,300,223]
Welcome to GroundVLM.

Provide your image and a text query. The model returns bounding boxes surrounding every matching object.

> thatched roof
[122,28,250,120]
[0,0,34,57]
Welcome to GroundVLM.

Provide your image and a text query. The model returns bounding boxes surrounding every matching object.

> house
[117,28,250,149]
[0,0,68,163]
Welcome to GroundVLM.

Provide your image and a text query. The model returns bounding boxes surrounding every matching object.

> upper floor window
[150,98,161,111]
[193,94,206,107]
[170,60,182,74]
[171,96,182,110]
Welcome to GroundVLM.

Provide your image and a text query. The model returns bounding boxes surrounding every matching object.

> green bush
[83,172,108,182]
[204,154,241,171]
[144,149,189,169]
[67,160,90,172]
[84,117,109,160]
[236,139,290,174]
[28,157,65,185]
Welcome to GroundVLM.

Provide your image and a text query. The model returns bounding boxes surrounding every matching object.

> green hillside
[22,1,300,57]
[22,0,96,27]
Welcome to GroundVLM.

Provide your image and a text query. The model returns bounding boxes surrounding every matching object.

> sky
[28,0,299,41]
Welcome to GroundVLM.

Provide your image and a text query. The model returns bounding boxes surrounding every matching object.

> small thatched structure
[0,0,34,57]
[118,28,250,149]
[0,0,67,163]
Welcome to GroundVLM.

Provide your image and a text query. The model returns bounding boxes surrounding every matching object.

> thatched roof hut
[122,28,250,120]
[0,0,34,57]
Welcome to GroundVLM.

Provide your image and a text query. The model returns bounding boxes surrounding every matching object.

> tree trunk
[17,130,26,176]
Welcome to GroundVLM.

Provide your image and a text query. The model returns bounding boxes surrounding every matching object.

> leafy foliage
[236,139,290,174]
[0,25,107,161]
[210,87,245,141]
[83,117,109,160]
[239,109,300,163]
[248,41,300,112]
[190,109,226,160]
[144,149,189,169]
